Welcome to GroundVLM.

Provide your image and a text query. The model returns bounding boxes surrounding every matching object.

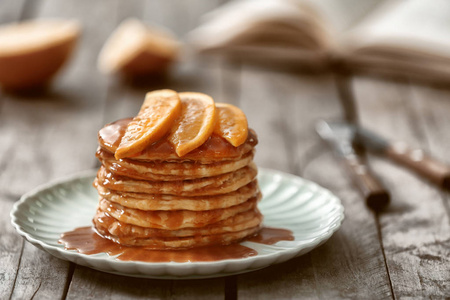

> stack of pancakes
[93,117,262,249]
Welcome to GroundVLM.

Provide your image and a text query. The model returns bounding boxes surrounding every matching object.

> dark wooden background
[1,0,449,299]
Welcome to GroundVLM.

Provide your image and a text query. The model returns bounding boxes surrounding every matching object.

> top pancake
[96,147,254,180]
[98,118,258,162]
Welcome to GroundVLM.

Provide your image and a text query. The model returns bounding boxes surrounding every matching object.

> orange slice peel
[168,92,217,157]
[115,89,181,159]
[214,103,248,147]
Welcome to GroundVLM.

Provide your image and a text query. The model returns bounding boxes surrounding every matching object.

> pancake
[96,148,255,180]
[95,180,260,211]
[91,93,262,250]
[93,209,263,238]
[96,224,262,249]
[98,118,258,163]
[98,196,260,230]
[96,163,257,196]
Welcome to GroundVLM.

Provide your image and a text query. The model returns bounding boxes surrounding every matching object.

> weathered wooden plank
[0,1,36,298]
[236,68,392,299]
[238,66,344,172]
[352,77,450,298]
[304,154,393,300]
[0,200,24,298]
[238,154,392,299]
[2,0,121,299]
[237,66,295,172]
[67,267,172,300]
[68,267,225,300]
[298,74,392,299]
[170,279,225,300]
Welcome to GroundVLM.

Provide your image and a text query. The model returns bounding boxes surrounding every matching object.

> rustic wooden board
[67,267,225,300]
[352,77,450,298]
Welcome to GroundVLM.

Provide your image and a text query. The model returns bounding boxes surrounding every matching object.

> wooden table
[1,1,449,299]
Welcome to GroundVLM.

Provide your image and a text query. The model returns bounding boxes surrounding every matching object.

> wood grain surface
[0,1,449,299]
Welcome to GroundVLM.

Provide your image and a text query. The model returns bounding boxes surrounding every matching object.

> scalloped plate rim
[10,168,344,279]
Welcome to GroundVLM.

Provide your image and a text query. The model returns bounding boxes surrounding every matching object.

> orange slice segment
[115,89,181,159]
[168,92,216,157]
[214,103,248,147]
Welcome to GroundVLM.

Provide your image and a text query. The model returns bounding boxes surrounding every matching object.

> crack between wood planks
[30,281,42,300]
[61,263,75,300]
[375,213,396,300]
[8,239,24,300]
[224,276,237,300]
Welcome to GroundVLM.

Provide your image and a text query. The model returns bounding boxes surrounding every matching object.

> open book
[187,0,450,82]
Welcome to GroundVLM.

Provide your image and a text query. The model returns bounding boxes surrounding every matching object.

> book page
[186,0,334,68]
[345,0,450,61]
[303,0,381,33]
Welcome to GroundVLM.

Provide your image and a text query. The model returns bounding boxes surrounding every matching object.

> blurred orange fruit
[115,89,181,159]
[168,92,216,157]
[98,18,179,76]
[214,103,248,147]
[0,19,80,90]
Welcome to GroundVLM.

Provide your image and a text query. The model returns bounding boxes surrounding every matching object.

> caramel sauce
[59,226,293,263]
[247,227,295,244]
[98,118,258,160]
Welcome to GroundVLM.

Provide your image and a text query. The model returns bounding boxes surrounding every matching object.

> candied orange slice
[214,103,248,147]
[168,92,216,157]
[115,89,181,159]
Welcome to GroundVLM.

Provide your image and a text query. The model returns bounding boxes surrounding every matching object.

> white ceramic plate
[10,168,344,279]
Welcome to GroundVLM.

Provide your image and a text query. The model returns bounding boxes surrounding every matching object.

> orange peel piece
[168,92,216,157]
[214,103,248,147]
[115,89,181,159]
